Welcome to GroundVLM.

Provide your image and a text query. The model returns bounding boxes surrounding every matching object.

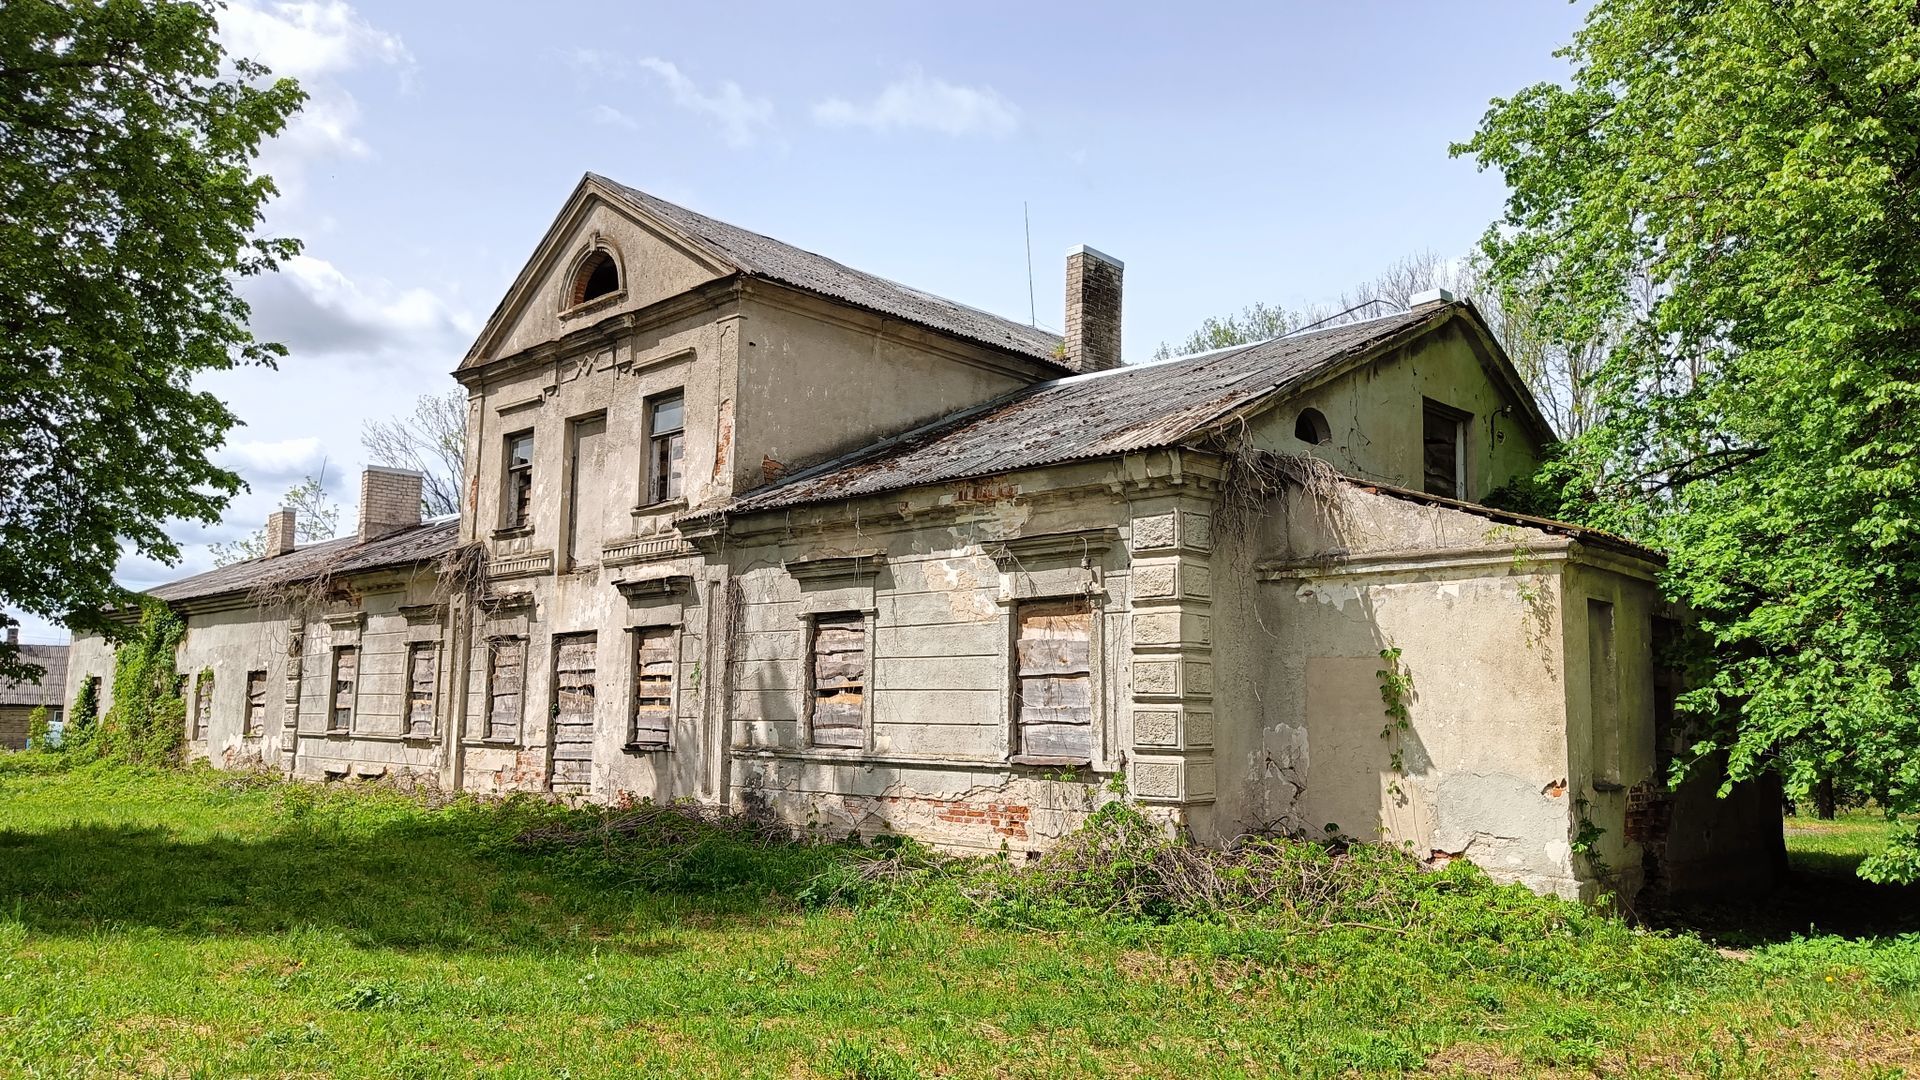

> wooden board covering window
[1015,599,1094,763]
[330,647,357,732]
[406,643,437,740]
[244,670,267,737]
[810,614,866,749]
[631,626,673,749]
[487,639,524,743]
[193,673,214,741]
[550,633,597,793]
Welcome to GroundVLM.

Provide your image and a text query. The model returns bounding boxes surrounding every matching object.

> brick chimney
[1063,244,1123,374]
[5,627,16,647]
[265,509,298,558]
[357,466,423,542]
[1410,288,1456,311]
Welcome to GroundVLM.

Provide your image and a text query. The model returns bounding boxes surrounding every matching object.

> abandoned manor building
[63,174,1780,901]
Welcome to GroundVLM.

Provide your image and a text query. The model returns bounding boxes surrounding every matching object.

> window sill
[1591,777,1626,793]
[491,524,535,541]
[631,498,688,517]
[1009,754,1093,769]
[623,741,670,754]
[559,290,627,322]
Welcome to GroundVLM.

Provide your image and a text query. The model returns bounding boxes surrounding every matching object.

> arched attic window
[569,249,621,307]
[1295,407,1332,445]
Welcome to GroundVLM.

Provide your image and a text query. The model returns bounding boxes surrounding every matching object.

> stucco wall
[1257,323,1544,502]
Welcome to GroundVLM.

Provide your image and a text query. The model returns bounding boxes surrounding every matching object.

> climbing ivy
[89,601,187,765]
[1376,646,1414,775]
[68,674,98,731]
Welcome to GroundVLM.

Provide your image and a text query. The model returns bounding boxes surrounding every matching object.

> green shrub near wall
[86,601,186,765]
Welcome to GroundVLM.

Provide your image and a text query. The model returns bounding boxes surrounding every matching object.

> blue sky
[11,0,1588,642]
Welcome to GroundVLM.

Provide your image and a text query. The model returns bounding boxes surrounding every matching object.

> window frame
[628,624,676,751]
[243,669,268,738]
[192,670,214,742]
[643,389,686,507]
[484,636,527,745]
[328,646,358,734]
[805,611,870,751]
[405,642,438,741]
[1420,398,1470,500]
[1009,597,1098,767]
[502,430,535,530]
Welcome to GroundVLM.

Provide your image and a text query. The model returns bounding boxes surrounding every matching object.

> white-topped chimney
[1064,245,1123,373]
[357,466,423,542]
[1410,288,1456,311]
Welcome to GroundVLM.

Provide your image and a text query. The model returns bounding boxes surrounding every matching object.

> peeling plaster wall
[732,288,1059,490]
[62,633,115,720]
[721,456,1146,852]
[1216,483,1668,899]
[176,604,293,771]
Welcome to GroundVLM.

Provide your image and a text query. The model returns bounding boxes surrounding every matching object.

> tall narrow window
[809,613,866,749]
[244,670,268,737]
[487,638,525,743]
[551,633,598,793]
[646,391,685,505]
[504,432,534,528]
[631,626,674,749]
[1014,600,1094,763]
[406,643,437,740]
[329,647,357,733]
[566,414,607,569]
[1422,400,1467,499]
[1587,599,1620,784]
[192,672,214,741]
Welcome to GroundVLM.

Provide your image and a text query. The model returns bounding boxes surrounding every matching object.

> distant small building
[0,628,67,749]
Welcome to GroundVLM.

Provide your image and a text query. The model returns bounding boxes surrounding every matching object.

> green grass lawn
[1,756,1917,1078]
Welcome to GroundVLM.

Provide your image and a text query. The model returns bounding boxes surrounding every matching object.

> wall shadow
[1652,841,1920,946]
[0,813,808,954]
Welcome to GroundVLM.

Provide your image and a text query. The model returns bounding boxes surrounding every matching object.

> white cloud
[813,71,1019,138]
[637,57,773,148]
[219,2,413,197]
[243,253,477,361]
[590,104,641,132]
[215,437,328,485]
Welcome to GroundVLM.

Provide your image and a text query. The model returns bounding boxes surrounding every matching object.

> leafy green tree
[0,1,304,680]
[209,474,342,566]
[1458,0,1920,879]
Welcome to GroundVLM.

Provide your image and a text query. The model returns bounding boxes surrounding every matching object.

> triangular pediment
[459,175,737,372]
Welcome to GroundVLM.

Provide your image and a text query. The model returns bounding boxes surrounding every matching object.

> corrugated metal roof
[146,519,460,605]
[594,176,1067,368]
[714,307,1443,516]
[0,644,67,708]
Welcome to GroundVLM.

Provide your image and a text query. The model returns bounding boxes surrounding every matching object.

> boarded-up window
[551,633,597,792]
[407,643,437,740]
[809,613,866,749]
[631,626,673,749]
[330,647,357,732]
[244,670,268,737]
[1422,400,1465,499]
[1015,600,1094,763]
[487,638,525,743]
[1588,599,1620,783]
[192,672,214,741]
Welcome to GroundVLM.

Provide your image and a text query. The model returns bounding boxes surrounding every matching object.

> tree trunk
[1814,776,1837,820]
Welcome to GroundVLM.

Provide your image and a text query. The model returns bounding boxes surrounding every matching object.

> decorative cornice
[613,574,693,599]
[783,551,885,582]
[489,550,554,581]
[601,533,692,567]
[987,527,1118,570]
[398,603,445,623]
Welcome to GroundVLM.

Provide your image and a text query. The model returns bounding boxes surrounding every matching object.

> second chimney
[1064,244,1124,374]
[357,466,423,543]
[265,508,298,558]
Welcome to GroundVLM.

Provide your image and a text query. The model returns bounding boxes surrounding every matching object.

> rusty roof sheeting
[146,519,460,606]
[714,308,1442,517]
[594,176,1067,368]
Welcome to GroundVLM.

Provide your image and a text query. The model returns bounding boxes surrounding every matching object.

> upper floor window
[1422,399,1468,499]
[1294,407,1332,445]
[570,249,620,307]
[504,431,534,528]
[646,391,685,505]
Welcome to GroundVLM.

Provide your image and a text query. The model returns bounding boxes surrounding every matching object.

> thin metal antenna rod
[1023,201,1036,327]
